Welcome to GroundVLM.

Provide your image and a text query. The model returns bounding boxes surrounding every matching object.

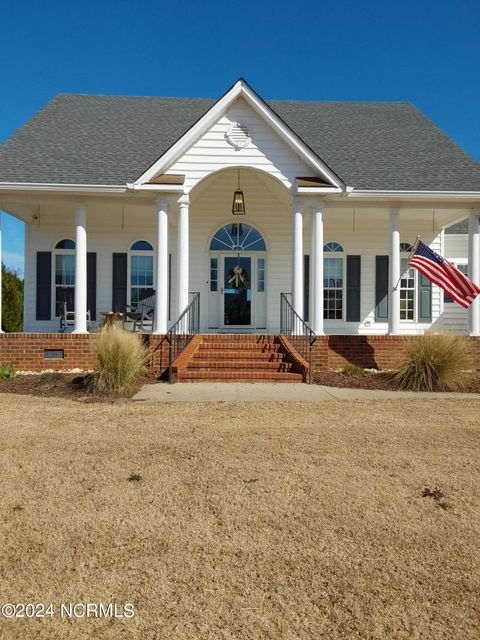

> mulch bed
[0,373,157,403]
[314,371,480,393]
[1,371,480,399]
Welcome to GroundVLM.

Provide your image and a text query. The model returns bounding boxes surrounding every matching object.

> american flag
[409,240,480,309]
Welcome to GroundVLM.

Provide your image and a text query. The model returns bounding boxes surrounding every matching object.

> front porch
[3,166,479,338]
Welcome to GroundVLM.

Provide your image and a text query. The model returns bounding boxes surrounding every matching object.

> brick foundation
[0,333,170,374]
[311,335,480,379]
[0,333,479,380]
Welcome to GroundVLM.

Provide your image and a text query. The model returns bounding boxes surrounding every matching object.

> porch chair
[124,292,156,332]
[58,287,91,332]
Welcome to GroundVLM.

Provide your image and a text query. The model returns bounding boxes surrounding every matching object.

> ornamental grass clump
[92,327,149,395]
[393,332,471,392]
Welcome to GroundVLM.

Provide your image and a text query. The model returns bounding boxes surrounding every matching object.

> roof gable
[152,96,336,191]
[135,79,343,189]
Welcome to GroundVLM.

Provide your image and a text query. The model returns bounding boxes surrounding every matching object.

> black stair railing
[280,292,316,383]
[166,292,200,382]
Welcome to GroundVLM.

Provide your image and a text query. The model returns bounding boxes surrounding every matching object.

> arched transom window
[324,242,344,253]
[129,240,154,305]
[210,224,266,252]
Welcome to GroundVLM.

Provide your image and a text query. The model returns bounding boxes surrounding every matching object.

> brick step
[179,371,304,382]
[187,360,293,371]
[192,351,285,361]
[197,343,280,351]
[201,335,276,341]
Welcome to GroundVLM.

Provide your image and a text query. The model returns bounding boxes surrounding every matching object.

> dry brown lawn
[0,394,479,639]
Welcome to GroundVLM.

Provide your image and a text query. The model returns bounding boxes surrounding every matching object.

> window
[257,258,265,292]
[324,242,344,253]
[210,258,218,292]
[400,242,413,252]
[131,240,153,251]
[323,243,344,320]
[55,239,75,250]
[444,262,468,303]
[400,258,415,320]
[54,239,75,317]
[130,240,153,305]
[210,224,266,251]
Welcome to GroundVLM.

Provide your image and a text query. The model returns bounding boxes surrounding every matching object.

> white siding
[166,97,313,191]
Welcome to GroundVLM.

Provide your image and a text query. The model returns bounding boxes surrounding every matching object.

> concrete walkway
[133,382,480,403]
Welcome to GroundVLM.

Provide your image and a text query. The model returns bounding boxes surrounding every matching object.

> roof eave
[346,189,480,201]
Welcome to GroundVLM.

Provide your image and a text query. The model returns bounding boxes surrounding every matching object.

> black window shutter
[36,251,52,321]
[87,252,97,321]
[375,256,389,321]
[112,253,127,312]
[303,254,310,322]
[346,255,361,321]
[418,272,432,321]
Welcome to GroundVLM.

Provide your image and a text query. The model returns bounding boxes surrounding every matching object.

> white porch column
[177,194,189,318]
[73,204,88,333]
[468,209,480,336]
[153,198,169,333]
[311,201,324,335]
[388,207,401,335]
[291,196,304,320]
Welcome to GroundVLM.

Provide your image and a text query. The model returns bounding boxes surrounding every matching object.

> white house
[1,78,479,340]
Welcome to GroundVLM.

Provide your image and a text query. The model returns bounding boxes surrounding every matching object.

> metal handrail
[280,292,316,383]
[166,292,200,383]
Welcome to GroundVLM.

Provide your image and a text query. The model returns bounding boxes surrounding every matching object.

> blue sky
[1,0,479,276]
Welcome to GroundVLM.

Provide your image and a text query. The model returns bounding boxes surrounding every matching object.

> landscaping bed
[0,373,155,402]
[314,369,480,392]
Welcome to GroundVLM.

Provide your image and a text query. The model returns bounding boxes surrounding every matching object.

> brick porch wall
[0,333,170,374]
[311,335,480,378]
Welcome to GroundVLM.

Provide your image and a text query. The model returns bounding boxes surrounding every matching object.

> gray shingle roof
[1,93,479,190]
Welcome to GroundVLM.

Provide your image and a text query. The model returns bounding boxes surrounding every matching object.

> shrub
[340,364,365,377]
[92,327,149,395]
[0,364,16,380]
[393,332,471,392]
[2,264,23,332]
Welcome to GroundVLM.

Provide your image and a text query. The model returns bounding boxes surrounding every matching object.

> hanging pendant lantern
[232,169,246,215]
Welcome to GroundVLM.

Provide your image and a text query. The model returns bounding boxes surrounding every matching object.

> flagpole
[408,235,420,264]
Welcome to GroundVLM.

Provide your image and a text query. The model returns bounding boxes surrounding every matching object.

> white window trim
[128,241,155,306]
[399,253,417,322]
[323,251,345,323]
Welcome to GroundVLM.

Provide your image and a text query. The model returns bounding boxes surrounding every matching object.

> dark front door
[223,256,251,326]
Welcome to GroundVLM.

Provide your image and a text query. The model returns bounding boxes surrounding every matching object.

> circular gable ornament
[225,122,252,150]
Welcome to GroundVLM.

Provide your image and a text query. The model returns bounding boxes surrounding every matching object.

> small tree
[2,264,24,332]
